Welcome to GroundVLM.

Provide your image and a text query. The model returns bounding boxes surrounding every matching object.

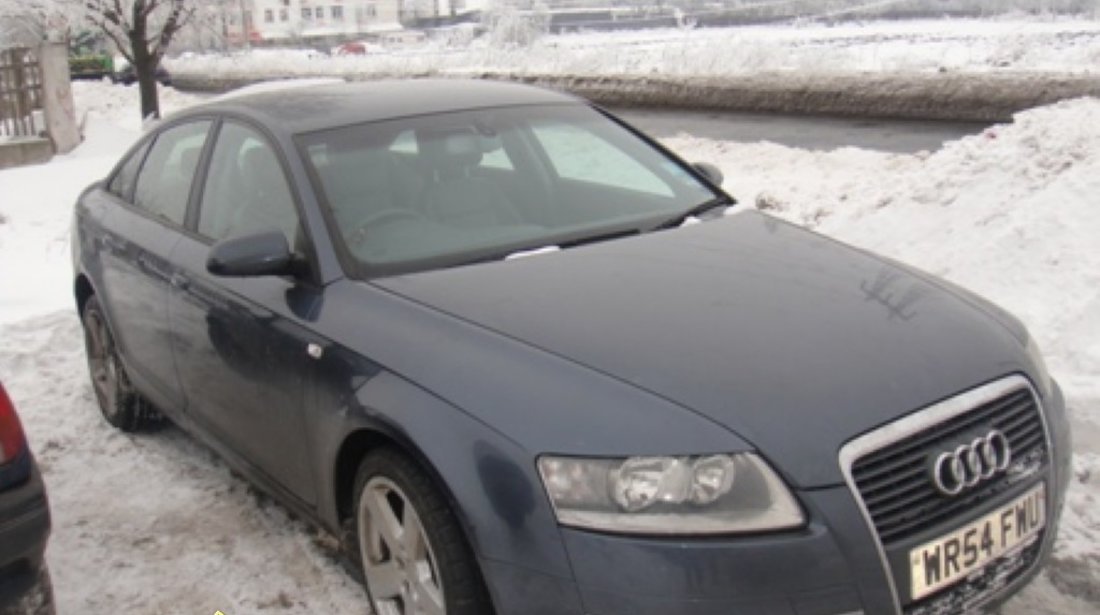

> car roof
[177,79,583,135]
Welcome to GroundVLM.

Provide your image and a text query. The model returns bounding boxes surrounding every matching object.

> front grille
[851,387,1047,545]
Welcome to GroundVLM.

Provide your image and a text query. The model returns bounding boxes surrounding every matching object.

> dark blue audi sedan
[71,79,1071,615]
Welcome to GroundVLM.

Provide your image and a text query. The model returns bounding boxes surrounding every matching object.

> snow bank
[0,83,206,324]
[0,82,1097,612]
[170,19,1100,79]
[168,19,1100,121]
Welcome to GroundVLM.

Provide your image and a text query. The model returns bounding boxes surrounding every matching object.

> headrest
[431,130,482,168]
[241,145,283,184]
[443,132,481,156]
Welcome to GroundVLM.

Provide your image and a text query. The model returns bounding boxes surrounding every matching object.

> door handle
[170,273,191,290]
[99,235,124,252]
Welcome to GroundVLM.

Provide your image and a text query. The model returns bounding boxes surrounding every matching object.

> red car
[0,381,53,614]
[336,41,367,55]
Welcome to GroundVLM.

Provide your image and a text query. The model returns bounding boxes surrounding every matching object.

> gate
[0,47,44,139]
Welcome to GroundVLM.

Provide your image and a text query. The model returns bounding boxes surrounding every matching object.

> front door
[168,121,320,504]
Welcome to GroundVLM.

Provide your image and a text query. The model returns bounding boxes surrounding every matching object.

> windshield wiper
[650,195,735,231]
[560,227,642,248]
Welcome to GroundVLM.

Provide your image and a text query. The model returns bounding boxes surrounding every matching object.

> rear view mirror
[207,230,295,278]
[693,162,724,187]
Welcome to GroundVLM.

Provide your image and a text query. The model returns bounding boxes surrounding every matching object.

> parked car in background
[332,41,387,56]
[68,31,113,81]
[68,52,113,81]
[70,79,1070,615]
[0,381,53,615]
[111,61,172,87]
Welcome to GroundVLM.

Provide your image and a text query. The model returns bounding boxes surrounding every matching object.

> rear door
[167,120,321,504]
[94,120,212,412]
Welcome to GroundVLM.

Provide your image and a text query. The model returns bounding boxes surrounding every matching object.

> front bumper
[486,472,1065,615]
[478,379,1071,615]
[559,486,882,615]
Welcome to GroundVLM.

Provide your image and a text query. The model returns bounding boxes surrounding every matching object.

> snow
[1,81,1098,613]
[167,18,1100,80]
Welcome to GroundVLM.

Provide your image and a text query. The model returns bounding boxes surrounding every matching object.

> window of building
[301,7,311,19]
[279,7,288,20]
[264,8,273,22]
[331,5,343,20]
[366,3,377,17]
[316,6,324,18]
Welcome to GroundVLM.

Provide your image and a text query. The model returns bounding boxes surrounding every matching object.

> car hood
[374,211,1033,487]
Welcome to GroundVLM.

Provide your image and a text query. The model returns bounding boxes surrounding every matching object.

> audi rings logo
[930,430,1012,496]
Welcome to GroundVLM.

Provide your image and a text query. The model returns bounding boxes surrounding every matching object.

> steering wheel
[346,208,425,247]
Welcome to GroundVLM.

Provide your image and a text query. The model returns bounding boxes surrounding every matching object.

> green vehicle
[69,32,114,81]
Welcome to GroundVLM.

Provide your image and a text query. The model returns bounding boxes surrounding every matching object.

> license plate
[910,483,1045,601]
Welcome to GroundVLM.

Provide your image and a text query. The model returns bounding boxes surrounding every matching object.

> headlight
[537,453,804,535]
[1025,335,1053,395]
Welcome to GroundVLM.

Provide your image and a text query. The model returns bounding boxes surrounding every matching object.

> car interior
[303,105,715,273]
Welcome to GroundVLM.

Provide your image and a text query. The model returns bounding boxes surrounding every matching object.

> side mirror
[207,230,296,278]
[693,162,724,187]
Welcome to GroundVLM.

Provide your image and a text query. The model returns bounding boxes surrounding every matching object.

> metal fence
[0,47,44,139]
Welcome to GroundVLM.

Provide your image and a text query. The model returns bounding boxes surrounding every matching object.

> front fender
[310,354,583,610]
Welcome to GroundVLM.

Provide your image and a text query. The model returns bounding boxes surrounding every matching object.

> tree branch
[151,0,194,61]
[86,12,134,63]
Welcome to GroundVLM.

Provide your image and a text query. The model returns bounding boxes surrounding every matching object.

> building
[222,0,404,43]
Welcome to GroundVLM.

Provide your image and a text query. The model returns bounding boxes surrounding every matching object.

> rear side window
[107,140,150,200]
[133,121,212,226]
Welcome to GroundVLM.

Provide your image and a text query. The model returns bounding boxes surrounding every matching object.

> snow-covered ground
[168,18,1100,80]
[1,81,1098,613]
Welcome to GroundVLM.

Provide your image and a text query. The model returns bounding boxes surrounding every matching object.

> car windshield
[298,103,718,277]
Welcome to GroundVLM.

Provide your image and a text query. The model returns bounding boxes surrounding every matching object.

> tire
[353,449,492,615]
[81,295,160,432]
[0,565,55,615]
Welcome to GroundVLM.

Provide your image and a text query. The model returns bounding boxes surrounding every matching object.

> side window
[198,122,300,246]
[531,120,673,197]
[133,121,211,226]
[389,130,417,155]
[107,140,150,200]
[479,136,514,170]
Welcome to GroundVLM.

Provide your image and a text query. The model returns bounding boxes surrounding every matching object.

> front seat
[229,145,299,242]
[419,129,521,228]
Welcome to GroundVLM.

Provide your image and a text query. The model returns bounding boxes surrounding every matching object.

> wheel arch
[333,424,468,534]
[74,273,95,316]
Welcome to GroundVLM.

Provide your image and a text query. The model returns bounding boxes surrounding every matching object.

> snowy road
[0,82,1098,613]
[613,107,988,154]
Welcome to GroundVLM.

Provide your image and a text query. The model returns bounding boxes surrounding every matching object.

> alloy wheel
[84,309,119,415]
[359,476,446,615]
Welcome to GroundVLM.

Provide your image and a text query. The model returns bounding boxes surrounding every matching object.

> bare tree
[84,0,193,119]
